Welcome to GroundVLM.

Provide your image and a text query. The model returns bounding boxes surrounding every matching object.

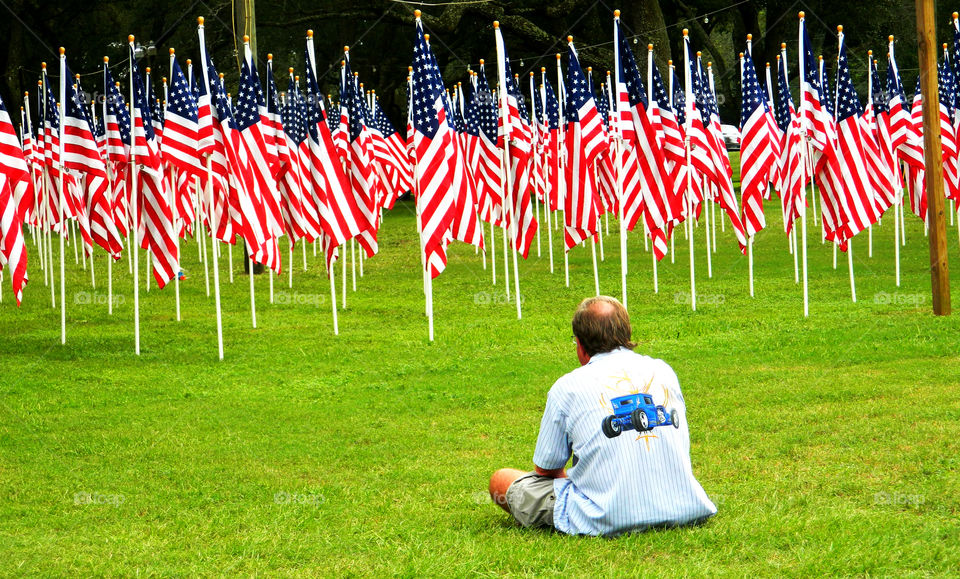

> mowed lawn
[2,154,960,575]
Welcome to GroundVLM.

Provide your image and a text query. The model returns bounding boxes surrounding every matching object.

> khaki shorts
[505,472,556,528]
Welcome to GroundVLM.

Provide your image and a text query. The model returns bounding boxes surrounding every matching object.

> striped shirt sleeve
[533,385,572,470]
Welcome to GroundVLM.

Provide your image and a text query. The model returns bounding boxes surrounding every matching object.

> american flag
[775,48,806,235]
[530,72,548,210]
[24,96,44,227]
[0,92,30,304]
[798,19,845,247]
[799,16,833,157]
[953,16,960,115]
[739,47,776,238]
[563,40,606,250]
[594,74,618,216]
[41,73,67,231]
[614,21,674,260]
[129,43,179,288]
[278,73,320,246]
[673,78,686,126]
[410,18,456,278]
[341,56,380,257]
[469,62,504,226]
[938,51,960,204]
[862,56,897,217]
[208,56,266,256]
[833,33,879,241]
[162,54,203,179]
[650,59,687,226]
[263,57,285,177]
[495,28,534,257]
[61,62,96,257]
[196,27,238,246]
[370,92,412,209]
[820,59,834,119]
[235,46,280,274]
[18,103,37,227]
[304,35,372,270]
[166,56,202,237]
[63,60,121,260]
[703,60,748,252]
[103,64,131,236]
[333,62,350,165]
[259,58,287,241]
[906,77,927,222]
[541,72,561,213]
[885,48,924,173]
[420,40,481,256]
[148,73,164,147]
[682,40,714,218]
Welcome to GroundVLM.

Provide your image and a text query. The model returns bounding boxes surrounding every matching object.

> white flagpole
[613,17,629,306]
[682,31,697,311]
[704,59,716,278]
[557,53,570,287]
[98,60,115,314]
[529,72,542,259]
[126,38,141,352]
[645,43,659,294]
[241,39,258,329]
[541,69,555,274]
[44,79,57,309]
[867,51,876,259]
[409,21,434,338]
[837,28,856,303]
[198,17,225,357]
[739,51,755,297]
[145,69,154,295]
[165,56,182,322]
[495,22,522,319]
[668,62,677,264]
[58,50,67,344]
[798,15,811,317]
[189,59,211,296]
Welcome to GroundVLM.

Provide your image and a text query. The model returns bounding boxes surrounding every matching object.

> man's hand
[535,465,567,478]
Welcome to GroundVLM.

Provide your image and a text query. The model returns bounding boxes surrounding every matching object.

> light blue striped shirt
[533,347,717,536]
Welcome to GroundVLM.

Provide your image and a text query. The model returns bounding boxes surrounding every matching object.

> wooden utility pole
[235,0,257,61]
[915,0,952,315]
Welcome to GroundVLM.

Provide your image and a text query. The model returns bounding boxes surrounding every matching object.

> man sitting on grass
[489,296,717,536]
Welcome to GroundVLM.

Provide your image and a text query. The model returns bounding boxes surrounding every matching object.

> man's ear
[575,338,590,366]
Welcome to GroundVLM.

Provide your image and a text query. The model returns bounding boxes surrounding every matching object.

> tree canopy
[0,0,949,129]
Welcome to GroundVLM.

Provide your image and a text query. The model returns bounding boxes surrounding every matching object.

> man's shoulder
[552,349,675,392]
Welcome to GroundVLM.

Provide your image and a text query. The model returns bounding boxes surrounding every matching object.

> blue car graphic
[602,393,679,438]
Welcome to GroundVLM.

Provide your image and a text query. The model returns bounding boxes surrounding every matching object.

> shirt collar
[586,347,630,365]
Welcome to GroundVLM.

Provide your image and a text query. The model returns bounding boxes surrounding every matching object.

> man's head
[572,296,636,364]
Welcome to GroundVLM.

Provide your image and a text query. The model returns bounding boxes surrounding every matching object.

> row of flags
[1,20,414,306]
[740,12,960,259]
[1,10,958,314]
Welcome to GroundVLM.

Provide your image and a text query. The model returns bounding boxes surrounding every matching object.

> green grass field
[2,155,960,575]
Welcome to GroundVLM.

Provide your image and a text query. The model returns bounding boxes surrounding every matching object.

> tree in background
[0,0,943,129]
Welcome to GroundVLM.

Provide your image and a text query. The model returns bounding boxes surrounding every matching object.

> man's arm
[533,387,572,478]
[535,465,567,478]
